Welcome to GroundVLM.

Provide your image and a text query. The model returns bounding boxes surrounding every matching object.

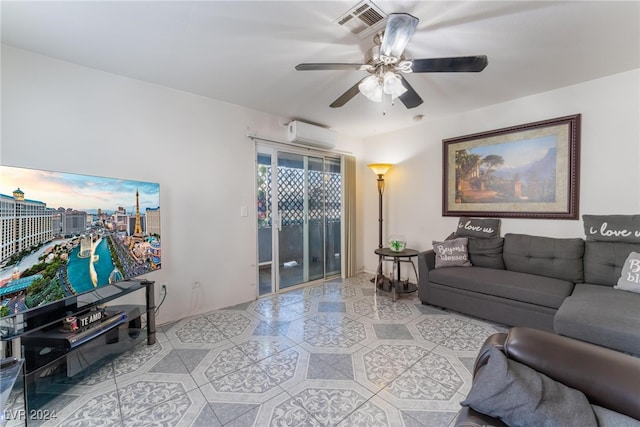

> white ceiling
[2,1,639,138]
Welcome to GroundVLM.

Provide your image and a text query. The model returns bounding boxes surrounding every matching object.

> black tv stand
[1,280,156,423]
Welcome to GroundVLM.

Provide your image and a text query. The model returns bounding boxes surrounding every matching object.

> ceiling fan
[295,13,488,109]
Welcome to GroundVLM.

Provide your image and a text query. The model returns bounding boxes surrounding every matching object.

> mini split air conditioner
[286,121,337,150]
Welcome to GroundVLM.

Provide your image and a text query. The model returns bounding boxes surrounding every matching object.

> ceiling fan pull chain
[383,93,396,116]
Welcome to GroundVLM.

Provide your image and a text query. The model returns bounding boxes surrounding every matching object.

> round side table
[374,247,419,301]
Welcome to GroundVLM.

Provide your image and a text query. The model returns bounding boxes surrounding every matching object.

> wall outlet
[158,283,168,298]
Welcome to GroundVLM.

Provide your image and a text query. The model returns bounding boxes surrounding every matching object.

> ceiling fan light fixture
[358,75,383,102]
[383,71,407,98]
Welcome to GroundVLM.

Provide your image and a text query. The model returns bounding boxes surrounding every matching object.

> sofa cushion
[429,267,574,309]
[433,238,471,268]
[461,346,597,427]
[555,284,640,355]
[468,237,505,270]
[503,233,584,283]
[583,214,640,243]
[455,217,501,239]
[615,251,640,294]
[592,406,640,427]
[583,241,640,286]
[448,233,505,269]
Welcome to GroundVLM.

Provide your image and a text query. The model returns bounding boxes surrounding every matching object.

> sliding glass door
[256,145,341,295]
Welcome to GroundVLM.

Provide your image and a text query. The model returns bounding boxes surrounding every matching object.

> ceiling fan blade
[295,63,366,71]
[398,77,423,109]
[380,13,419,59]
[330,79,364,108]
[410,55,488,73]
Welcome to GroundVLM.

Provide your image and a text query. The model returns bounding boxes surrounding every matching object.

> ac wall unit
[286,121,337,150]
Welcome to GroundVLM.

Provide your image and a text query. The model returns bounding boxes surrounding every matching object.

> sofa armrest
[417,250,435,302]
[417,249,436,273]
[502,327,640,420]
[457,327,640,425]
[471,332,508,376]
[456,407,508,427]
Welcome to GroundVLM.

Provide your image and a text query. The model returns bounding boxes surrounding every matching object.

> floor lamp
[368,163,392,280]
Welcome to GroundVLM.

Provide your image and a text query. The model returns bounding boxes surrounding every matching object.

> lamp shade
[358,75,383,102]
[382,71,407,99]
[368,163,393,176]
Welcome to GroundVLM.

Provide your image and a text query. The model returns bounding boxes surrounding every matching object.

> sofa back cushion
[503,233,584,283]
[584,240,640,286]
[447,233,505,269]
[583,214,640,244]
[455,217,502,239]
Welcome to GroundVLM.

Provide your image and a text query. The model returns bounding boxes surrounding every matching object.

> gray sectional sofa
[417,215,640,355]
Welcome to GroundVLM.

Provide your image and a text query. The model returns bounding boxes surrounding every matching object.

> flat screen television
[0,165,161,332]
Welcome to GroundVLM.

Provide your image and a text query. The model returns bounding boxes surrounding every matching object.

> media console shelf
[0,280,156,425]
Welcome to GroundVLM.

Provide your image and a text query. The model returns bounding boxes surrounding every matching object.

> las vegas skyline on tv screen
[0,165,161,319]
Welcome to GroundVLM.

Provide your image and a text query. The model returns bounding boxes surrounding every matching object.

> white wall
[358,69,640,273]
[0,46,361,324]
[4,45,638,321]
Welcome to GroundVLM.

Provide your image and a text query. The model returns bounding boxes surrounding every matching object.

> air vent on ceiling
[335,0,387,39]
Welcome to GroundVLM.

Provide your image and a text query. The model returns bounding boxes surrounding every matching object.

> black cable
[155,285,167,315]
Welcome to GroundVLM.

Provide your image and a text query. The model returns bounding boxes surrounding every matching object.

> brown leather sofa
[456,327,640,426]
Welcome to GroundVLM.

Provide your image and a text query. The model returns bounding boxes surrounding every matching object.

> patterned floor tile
[307,353,354,381]
[203,310,258,340]
[228,334,298,362]
[401,410,458,427]
[334,393,405,427]
[208,401,259,425]
[375,347,473,412]
[286,313,376,353]
[410,315,470,346]
[149,349,191,374]
[317,301,347,312]
[22,274,511,426]
[190,403,223,427]
[352,341,438,394]
[112,342,166,376]
[306,282,362,301]
[162,315,231,350]
[189,341,255,387]
[351,295,421,323]
[199,343,309,405]
[250,297,310,322]
[224,406,261,427]
[39,382,121,427]
[121,386,209,427]
[174,348,212,373]
[256,380,381,427]
[437,320,504,353]
[115,373,200,415]
[251,320,291,336]
[317,353,354,379]
[373,323,414,340]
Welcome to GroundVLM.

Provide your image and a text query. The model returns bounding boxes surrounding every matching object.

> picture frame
[443,114,581,219]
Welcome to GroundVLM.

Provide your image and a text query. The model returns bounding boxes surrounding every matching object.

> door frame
[255,142,342,296]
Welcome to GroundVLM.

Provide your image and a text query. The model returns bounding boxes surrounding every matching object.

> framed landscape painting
[443,114,581,219]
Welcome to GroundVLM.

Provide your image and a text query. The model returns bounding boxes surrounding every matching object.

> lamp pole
[376,173,385,249]
[368,163,392,281]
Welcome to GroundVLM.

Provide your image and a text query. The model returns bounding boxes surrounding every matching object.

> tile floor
[9,274,508,427]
